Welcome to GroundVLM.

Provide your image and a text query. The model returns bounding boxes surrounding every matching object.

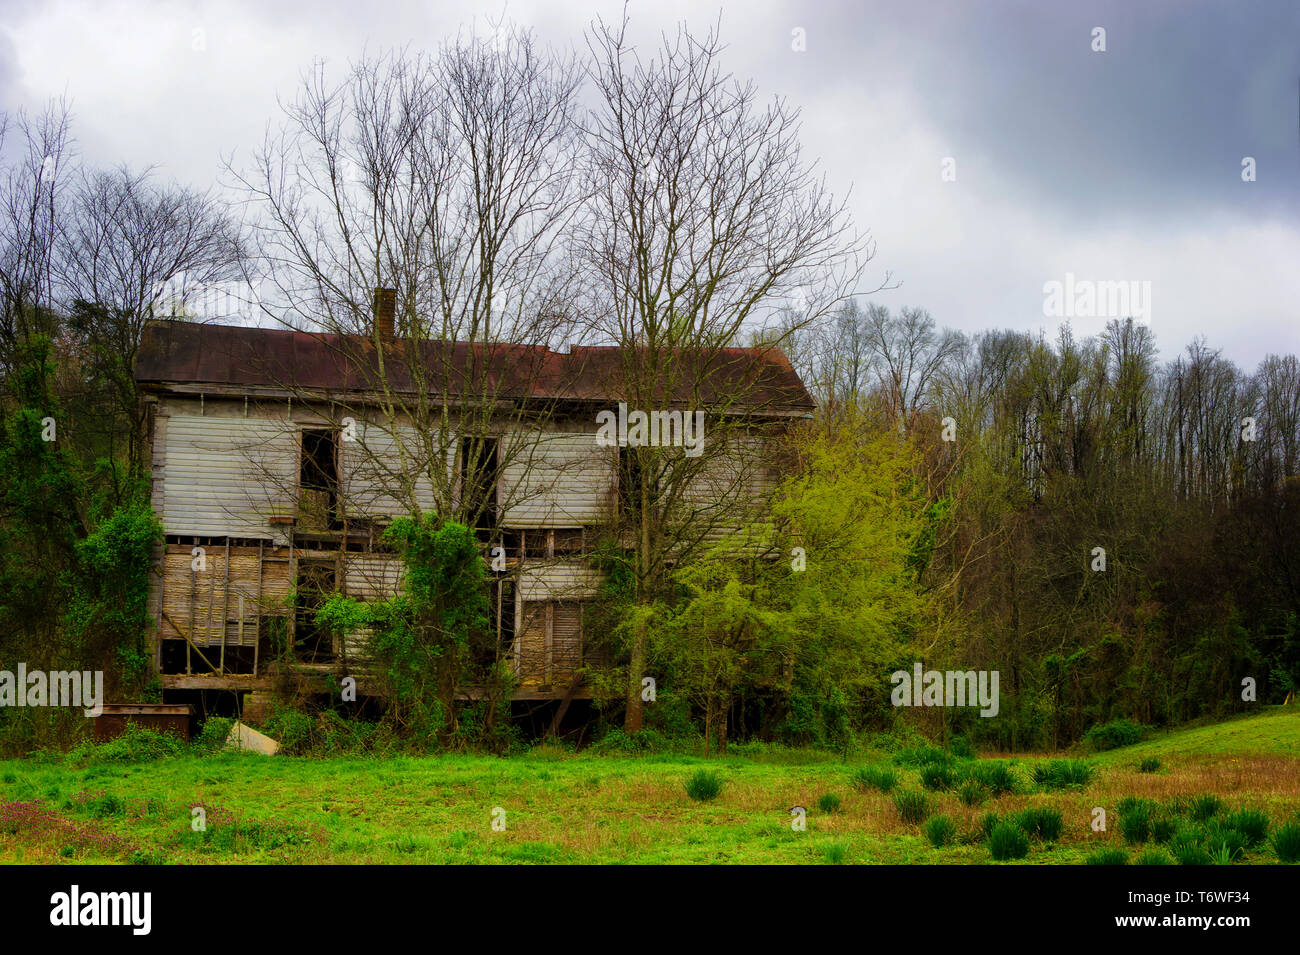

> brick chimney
[372,287,396,339]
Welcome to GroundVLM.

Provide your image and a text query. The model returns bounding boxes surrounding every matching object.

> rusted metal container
[93,703,193,742]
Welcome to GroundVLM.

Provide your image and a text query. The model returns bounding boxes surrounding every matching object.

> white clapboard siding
[161,415,298,541]
[517,560,603,601]
[345,554,405,600]
[339,422,445,519]
[498,431,617,527]
[674,434,778,544]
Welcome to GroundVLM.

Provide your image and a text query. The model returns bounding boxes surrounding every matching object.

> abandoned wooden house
[133,293,814,720]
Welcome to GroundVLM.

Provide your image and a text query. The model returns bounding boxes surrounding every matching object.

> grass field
[2,708,1297,864]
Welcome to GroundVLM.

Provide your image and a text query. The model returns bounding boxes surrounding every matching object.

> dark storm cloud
[786,0,1300,223]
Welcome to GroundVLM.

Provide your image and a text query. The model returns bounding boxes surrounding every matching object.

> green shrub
[1032,759,1094,790]
[987,823,1030,861]
[685,770,722,802]
[923,815,957,847]
[1224,808,1269,848]
[1014,807,1064,842]
[1083,718,1144,751]
[85,723,185,763]
[823,842,847,864]
[192,717,234,755]
[966,761,1019,796]
[893,789,932,825]
[1086,848,1129,865]
[948,735,976,759]
[1133,847,1173,865]
[1137,756,1161,773]
[1188,794,1221,822]
[850,765,898,794]
[817,792,842,814]
[1268,821,1300,863]
[920,763,956,791]
[956,779,987,806]
[591,727,674,755]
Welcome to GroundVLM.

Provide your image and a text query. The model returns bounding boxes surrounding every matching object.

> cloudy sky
[1,0,1296,367]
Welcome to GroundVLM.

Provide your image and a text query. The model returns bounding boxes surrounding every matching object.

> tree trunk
[624,614,646,733]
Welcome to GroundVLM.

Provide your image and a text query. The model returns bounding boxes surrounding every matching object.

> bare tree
[56,165,245,473]
[234,30,588,528]
[859,304,963,430]
[0,98,74,378]
[578,13,872,732]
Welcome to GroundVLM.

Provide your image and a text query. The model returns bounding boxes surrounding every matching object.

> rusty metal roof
[133,320,814,411]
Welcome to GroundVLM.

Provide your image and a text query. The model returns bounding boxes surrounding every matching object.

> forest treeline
[774,305,1300,750]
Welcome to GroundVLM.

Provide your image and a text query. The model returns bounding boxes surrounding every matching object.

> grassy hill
[1088,707,1300,762]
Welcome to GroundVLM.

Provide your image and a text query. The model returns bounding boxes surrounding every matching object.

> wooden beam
[162,611,221,674]
[220,538,230,673]
[548,674,583,738]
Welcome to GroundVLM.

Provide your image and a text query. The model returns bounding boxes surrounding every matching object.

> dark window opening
[491,579,516,656]
[461,436,500,532]
[523,529,551,559]
[619,446,646,519]
[294,560,337,663]
[553,528,585,555]
[300,429,340,531]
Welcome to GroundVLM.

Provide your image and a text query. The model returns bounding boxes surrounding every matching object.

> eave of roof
[133,320,816,412]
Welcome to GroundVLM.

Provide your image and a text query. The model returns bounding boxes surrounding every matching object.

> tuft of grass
[1086,847,1129,865]
[987,822,1030,861]
[1170,832,1213,866]
[850,765,898,794]
[1118,798,1157,844]
[823,842,847,864]
[1268,821,1300,863]
[1032,759,1094,790]
[966,760,1020,796]
[923,815,956,848]
[817,792,841,814]
[978,811,1002,839]
[684,769,721,802]
[1202,822,1246,862]
[919,763,956,791]
[956,779,987,806]
[1013,807,1064,842]
[1150,816,1180,845]
[1188,794,1221,822]
[892,789,932,825]
[1223,808,1269,848]
[1137,756,1162,774]
[892,745,952,768]
[1132,847,1173,865]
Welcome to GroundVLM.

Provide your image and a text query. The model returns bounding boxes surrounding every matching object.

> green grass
[0,707,1294,864]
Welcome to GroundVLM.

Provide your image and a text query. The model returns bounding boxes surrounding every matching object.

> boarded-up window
[517,601,548,682]
[514,599,584,684]
[552,601,582,673]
